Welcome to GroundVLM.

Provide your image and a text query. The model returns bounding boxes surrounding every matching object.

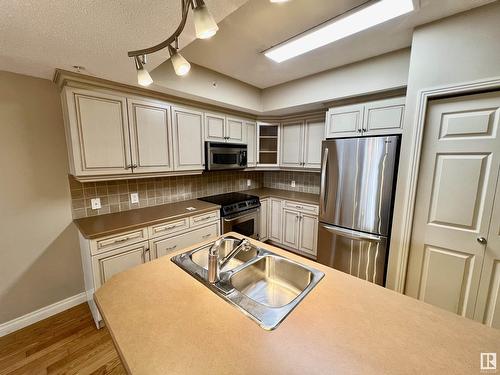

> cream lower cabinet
[259,198,269,241]
[269,198,283,243]
[79,209,220,327]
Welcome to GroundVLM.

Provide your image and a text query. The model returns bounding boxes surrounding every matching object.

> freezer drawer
[317,223,388,286]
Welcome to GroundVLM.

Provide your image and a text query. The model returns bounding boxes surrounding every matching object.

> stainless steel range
[198,192,260,239]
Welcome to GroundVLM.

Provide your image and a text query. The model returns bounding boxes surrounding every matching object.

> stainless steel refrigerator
[317,136,400,286]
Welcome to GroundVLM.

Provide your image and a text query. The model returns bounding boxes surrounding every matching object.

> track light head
[134,56,153,86]
[168,45,191,76]
[193,0,219,39]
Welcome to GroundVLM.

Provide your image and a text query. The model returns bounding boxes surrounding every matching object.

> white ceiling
[181,0,497,88]
[0,0,248,84]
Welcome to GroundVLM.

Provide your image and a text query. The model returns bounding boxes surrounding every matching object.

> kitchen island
[95,233,500,374]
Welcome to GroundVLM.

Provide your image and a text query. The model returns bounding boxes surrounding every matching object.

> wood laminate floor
[0,303,126,375]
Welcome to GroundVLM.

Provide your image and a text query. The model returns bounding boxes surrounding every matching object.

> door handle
[321,224,382,242]
[320,147,329,212]
[477,237,487,245]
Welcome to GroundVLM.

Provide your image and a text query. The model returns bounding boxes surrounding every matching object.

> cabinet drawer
[91,228,148,255]
[151,222,220,259]
[148,218,189,239]
[284,201,319,215]
[190,210,220,228]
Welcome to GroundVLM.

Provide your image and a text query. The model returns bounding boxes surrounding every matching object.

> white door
[269,198,282,243]
[299,213,318,256]
[128,98,173,173]
[205,112,226,142]
[246,121,257,167]
[172,107,204,171]
[362,97,405,136]
[280,121,303,167]
[325,104,363,139]
[474,170,500,328]
[303,119,325,169]
[94,241,149,289]
[259,198,269,241]
[405,92,500,320]
[64,88,132,176]
[226,117,245,143]
[282,209,300,249]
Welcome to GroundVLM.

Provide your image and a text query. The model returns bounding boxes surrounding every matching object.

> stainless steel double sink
[171,236,324,330]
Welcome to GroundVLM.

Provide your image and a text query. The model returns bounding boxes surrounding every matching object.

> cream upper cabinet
[325,97,405,138]
[405,92,500,321]
[172,106,205,171]
[128,98,173,173]
[280,121,304,168]
[298,213,318,256]
[303,119,325,169]
[269,198,282,243]
[259,198,269,241]
[325,104,364,138]
[63,87,132,176]
[204,112,226,142]
[362,97,405,136]
[226,117,245,143]
[246,121,257,167]
[282,208,300,249]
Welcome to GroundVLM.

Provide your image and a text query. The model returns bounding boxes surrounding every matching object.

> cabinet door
[269,198,282,243]
[259,198,269,241]
[246,121,257,167]
[226,117,245,143]
[128,98,173,173]
[93,241,149,289]
[205,112,226,142]
[64,88,132,176]
[299,213,318,256]
[282,209,300,249]
[325,104,364,138]
[280,121,304,168]
[150,223,219,259]
[304,119,325,169]
[362,97,405,136]
[172,107,204,171]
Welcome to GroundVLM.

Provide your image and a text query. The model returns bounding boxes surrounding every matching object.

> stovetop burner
[198,192,260,217]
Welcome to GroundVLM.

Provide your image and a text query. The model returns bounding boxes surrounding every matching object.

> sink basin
[190,237,258,271]
[171,236,324,330]
[230,255,313,307]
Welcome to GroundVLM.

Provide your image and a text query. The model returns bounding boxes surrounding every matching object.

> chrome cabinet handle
[477,237,487,245]
[357,129,362,133]
[125,165,132,170]
[132,164,138,169]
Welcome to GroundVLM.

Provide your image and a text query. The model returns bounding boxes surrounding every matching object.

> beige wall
[0,71,83,323]
[387,1,500,290]
[261,49,411,114]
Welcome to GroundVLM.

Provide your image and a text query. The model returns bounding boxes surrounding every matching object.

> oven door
[222,208,260,239]
[206,142,247,171]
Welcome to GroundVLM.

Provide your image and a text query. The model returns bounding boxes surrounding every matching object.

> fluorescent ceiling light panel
[264,0,414,63]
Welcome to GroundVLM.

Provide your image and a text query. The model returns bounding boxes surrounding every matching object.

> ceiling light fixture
[264,0,414,63]
[128,0,218,84]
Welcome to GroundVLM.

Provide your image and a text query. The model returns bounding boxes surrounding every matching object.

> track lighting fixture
[134,55,153,87]
[128,0,219,84]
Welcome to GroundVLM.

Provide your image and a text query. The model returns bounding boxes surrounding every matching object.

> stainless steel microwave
[205,142,247,171]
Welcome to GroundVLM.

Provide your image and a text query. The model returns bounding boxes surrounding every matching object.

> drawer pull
[202,233,211,239]
[116,237,129,243]
[195,216,214,222]
[295,205,303,209]
[157,223,183,232]
[166,245,177,251]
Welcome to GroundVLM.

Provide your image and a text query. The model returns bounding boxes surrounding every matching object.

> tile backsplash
[69,170,321,219]
[69,171,263,219]
[263,171,320,194]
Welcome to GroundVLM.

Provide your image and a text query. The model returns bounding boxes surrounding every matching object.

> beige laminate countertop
[95,234,500,375]
[242,188,319,205]
[74,199,220,239]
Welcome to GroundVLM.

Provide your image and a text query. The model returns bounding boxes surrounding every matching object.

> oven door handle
[223,208,259,222]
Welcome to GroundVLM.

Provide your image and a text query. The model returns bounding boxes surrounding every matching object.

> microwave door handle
[321,224,382,242]
[320,147,329,213]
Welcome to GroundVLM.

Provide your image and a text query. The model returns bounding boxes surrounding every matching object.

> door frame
[388,76,500,293]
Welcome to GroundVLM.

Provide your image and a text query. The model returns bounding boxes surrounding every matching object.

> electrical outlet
[91,198,101,210]
[130,192,139,204]
[247,179,251,187]
[291,180,296,188]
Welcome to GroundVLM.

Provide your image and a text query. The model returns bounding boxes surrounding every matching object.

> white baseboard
[0,292,87,337]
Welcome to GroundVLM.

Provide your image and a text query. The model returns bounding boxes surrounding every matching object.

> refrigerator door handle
[320,147,329,213]
[320,224,382,243]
